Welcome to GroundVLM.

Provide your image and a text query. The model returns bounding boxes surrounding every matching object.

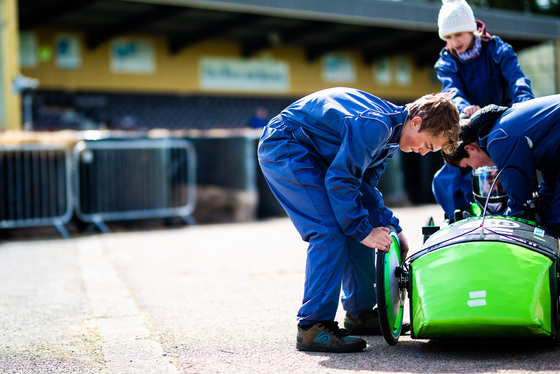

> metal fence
[73,139,196,233]
[0,144,72,238]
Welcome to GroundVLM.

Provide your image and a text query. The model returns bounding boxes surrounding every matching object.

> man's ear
[411,116,422,127]
[464,143,479,152]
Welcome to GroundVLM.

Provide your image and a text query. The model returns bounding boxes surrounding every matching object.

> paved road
[1,204,559,373]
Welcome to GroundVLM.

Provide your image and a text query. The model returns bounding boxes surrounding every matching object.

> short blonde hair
[406,92,460,154]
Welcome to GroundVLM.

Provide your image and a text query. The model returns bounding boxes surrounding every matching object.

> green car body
[410,216,558,339]
[410,240,554,338]
[378,215,559,344]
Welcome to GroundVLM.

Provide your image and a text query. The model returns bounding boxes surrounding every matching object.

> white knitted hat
[437,0,477,40]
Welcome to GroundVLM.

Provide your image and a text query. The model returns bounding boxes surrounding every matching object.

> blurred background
[0,0,558,237]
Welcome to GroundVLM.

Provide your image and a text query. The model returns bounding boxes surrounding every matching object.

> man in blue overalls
[258,87,460,352]
[443,95,560,231]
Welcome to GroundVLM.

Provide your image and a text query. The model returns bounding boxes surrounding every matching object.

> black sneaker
[401,322,411,334]
[296,321,366,353]
[344,308,381,335]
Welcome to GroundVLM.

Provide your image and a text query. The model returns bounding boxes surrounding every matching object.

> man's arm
[489,132,538,216]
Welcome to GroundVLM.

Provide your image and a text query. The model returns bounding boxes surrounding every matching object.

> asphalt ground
[1,204,560,374]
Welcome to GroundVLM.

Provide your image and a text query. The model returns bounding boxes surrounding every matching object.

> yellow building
[3,0,557,132]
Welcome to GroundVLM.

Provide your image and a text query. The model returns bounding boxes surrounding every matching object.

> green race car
[377,215,559,345]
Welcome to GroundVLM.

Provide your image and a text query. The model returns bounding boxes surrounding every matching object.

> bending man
[443,95,560,231]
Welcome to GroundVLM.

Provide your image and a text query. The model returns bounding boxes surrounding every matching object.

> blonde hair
[406,92,460,154]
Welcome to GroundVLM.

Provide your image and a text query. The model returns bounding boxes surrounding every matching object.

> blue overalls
[433,34,534,219]
[476,95,560,227]
[257,87,404,325]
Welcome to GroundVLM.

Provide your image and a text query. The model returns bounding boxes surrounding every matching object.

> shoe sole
[344,327,382,336]
[296,340,366,353]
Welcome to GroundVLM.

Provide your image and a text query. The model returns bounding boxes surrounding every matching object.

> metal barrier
[73,139,196,233]
[0,144,72,238]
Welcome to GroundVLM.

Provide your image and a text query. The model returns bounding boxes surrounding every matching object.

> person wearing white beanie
[432,0,535,223]
[438,0,477,41]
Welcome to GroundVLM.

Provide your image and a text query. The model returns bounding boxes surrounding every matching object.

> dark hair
[406,92,460,154]
[441,119,485,166]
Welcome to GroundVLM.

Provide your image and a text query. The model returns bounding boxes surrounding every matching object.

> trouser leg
[341,238,376,316]
[258,127,347,324]
[340,183,388,315]
[432,163,474,220]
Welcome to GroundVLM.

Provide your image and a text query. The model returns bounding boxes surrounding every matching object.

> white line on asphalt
[77,237,179,374]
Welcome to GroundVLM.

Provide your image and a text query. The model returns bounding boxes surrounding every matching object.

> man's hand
[361,227,392,252]
[463,105,481,118]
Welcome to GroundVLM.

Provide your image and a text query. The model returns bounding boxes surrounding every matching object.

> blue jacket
[272,87,405,239]
[435,35,534,114]
[433,32,535,219]
[474,95,560,215]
